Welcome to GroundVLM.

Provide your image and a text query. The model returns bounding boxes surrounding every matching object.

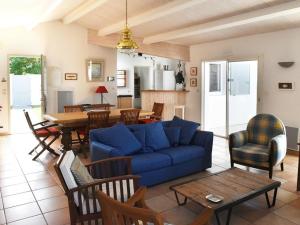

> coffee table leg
[215,213,221,225]
[215,208,232,225]
[174,191,187,206]
[265,188,278,208]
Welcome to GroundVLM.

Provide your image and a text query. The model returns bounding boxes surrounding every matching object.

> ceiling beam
[88,30,190,61]
[143,1,300,44]
[28,0,63,29]
[97,0,207,36]
[63,0,108,24]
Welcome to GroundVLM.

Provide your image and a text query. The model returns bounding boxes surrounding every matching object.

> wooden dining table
[44,108,153,151]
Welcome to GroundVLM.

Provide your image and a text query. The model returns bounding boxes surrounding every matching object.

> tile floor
[0,133,299,225]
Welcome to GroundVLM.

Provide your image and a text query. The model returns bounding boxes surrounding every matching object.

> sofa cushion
[158,145,206,164]
[164,127,181,147]
[232,143,270,163]
[93,123,142,155]
[169,116,200,145]
[145,122,170,151]
[131,152,172,173]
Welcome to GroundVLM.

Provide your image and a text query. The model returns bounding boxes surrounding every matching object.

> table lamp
[95,86,108,104]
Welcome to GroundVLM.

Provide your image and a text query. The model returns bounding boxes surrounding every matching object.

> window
[229,62,250,96]
[117,70,126,87]
[209,64,221,93]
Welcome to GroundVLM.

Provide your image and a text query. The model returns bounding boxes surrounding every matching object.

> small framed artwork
[190,67,197,76]
[86,58,105,82]
[278,82,294,90]
[190,78,197,87]
[116,70,127,87]
[65,73,78,80]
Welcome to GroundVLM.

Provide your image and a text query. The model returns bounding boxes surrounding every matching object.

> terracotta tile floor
[0,133,299,225]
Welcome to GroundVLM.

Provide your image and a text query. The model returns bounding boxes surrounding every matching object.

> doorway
[203,60,258,138]
[9,56,43,134]
[133,66,151,108]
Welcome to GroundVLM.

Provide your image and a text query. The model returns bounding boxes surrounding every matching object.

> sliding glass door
[203,59,258,138]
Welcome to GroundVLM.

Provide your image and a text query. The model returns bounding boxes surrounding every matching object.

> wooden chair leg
[29,142,40,154]
[269,167,273,179]
[280,162,284,171]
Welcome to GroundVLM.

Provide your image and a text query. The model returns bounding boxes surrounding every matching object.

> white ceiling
[1,0,300,46]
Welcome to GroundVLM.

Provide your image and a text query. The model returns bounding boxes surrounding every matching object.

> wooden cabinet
[117,95,133,108]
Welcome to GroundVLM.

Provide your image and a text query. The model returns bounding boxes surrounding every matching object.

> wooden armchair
[54,151,140,225]
[97,186,213,225]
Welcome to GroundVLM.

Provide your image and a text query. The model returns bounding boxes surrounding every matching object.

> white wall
[0,21,117,133]
[117,53,178,95]
[187,27,300,129]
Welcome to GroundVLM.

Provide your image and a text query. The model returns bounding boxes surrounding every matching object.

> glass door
[203,61,227,137]
[228,60,258,134]
[203,60,258,138]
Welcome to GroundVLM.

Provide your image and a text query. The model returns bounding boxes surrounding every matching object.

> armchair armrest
[229,130,248,149]
[90,141,124,161]
[270,134,287,166]
[85,156,132,177]
[32,120,50,127]
[126,187,148,208]
[191,130,214,153]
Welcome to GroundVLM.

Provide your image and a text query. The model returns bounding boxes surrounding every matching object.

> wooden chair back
[97,190,164,225]
[120,109,140,125]
[152,102,164,119]
[87,110,110,130]
[91,104,111,110]
[23,110,35,132]
[64,105,83,113]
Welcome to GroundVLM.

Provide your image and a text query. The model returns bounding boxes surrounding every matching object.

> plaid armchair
[229,114,287,178]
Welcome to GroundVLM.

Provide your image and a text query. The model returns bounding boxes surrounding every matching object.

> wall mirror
[86,59,105,82]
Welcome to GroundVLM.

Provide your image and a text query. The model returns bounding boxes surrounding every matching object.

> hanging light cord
[125,0,128,27]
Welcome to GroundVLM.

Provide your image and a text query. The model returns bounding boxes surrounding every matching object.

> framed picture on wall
[190,78,197,87]
[86,58,105,82]
[190,67,197,76]
[65,73,78,80]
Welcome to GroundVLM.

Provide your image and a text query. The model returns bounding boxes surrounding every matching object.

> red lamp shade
[95,86,108,93]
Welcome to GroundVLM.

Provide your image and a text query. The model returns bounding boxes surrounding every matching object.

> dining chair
[120,109,140,125]
[24,110,60,160]
[64,105,84,113]
[139,102,164,124]
[64,105,85,146]
[79,110,111,150]
[97,186,213,225]
[90,104,111,110]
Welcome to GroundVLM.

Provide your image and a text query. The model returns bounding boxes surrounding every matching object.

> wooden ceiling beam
[97,0,207,36]
[63,0,108,24]
[88,30,190,61]
[143,1,300,44]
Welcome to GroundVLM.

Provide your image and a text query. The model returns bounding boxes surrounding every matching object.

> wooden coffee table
[170,168,280,225]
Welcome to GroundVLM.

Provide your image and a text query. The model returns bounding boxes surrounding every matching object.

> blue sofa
[90,120,213,186]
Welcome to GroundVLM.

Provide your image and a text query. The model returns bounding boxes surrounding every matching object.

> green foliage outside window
[9,57,41,75]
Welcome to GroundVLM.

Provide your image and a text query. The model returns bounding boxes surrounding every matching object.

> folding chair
[24,110,61,160]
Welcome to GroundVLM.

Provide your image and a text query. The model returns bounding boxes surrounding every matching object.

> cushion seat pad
[131,152,172,173]
[36,127,60,136]
[232,143,270,163]
[158,145,206,165]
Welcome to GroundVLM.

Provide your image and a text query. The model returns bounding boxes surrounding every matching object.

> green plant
[9,57,41,75]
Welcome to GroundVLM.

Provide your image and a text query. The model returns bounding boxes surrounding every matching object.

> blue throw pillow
[145,122,170,151]
[169,116,200,145]
[131,129,153,153]
[164,127,181,147]
[93,123,142,155]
